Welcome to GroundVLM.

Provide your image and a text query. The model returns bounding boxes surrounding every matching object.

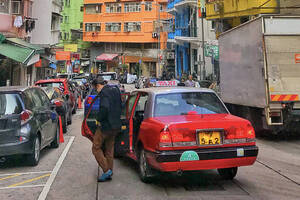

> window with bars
[85,23,101,32]
[0,0,9,14]
[105,23,121,32]
[11,1,21,15]
[124,2,141,12]
[144,2,152,11]
[85,4,101,14]
[124,22,141,32]
[105,3,121,13]
[105,43,123,53]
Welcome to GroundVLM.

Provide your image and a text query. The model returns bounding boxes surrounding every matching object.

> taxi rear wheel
[218,167,238,180]
[138,148,154,183]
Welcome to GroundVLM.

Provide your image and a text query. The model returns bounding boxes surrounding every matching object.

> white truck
[219,16,300,134]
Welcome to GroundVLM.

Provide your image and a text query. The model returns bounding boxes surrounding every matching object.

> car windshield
[0,93,23,116]
[97,73,116,80]
[154,92,228,117]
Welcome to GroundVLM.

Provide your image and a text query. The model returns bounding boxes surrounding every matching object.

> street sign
[205,45,219,60]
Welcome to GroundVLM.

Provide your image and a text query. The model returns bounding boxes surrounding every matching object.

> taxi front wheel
[218,167,238,180]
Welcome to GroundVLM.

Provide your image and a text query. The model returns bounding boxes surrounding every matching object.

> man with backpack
[92,77,122,182]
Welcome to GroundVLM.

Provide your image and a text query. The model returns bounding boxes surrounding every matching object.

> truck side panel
[219,18,267,108]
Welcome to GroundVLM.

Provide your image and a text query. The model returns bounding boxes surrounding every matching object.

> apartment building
[205,0,300,35]
[60,0,90,63]
[83,0,169,77]
[167,0,216,80]
[0,0,44,86]
[31,0,63,46]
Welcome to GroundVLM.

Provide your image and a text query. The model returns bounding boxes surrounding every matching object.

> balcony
[174,0,197,8]
[175,28,189,37]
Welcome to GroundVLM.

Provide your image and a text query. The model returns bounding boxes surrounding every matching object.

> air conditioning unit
[167,52,175,59]
[152,32,158,38]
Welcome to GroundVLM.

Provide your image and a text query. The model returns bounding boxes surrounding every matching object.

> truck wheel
[27,136,40,166]
[138,148,155,183]
[218,167,238,180]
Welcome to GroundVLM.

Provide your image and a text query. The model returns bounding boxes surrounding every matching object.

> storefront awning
[0,36,44,66]
[96,53,118,61]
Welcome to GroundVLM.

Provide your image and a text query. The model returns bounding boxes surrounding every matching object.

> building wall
[60,0,90,50]
[83,0,169,49]
[31,0,51,45]
[206,0,277,20]
[31,0,62,46]
[0,0,33,38]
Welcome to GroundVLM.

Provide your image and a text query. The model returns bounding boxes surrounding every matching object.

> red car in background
[35,79,77,117]
[84,87,259,183]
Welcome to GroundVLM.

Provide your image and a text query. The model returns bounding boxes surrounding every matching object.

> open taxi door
[114,92,131,157]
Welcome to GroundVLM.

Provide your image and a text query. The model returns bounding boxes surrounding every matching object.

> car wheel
[218,167,238,180]
[27,136,40,166]
[62,115,67,133]
[67,110,72,125]
[138,148,155,183]
[50,125,60,148]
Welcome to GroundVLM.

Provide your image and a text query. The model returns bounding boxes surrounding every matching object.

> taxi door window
[127,93,138,119]
[134,93,148,116]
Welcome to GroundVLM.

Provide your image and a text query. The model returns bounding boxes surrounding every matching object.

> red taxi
[85,87,258,182]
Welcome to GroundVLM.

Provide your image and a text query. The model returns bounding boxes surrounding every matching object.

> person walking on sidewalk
[92,77,122,182]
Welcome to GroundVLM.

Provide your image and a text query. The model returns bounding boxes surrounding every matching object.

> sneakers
[98,169,113,182]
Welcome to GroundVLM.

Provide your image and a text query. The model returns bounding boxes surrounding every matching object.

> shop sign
[205,45,219,60]
[64,44,78,52]
[56,51,71,60]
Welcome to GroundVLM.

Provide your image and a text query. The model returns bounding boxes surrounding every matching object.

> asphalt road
[0,105,299,200]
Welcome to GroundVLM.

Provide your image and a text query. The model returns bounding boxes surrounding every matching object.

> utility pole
[201,8,206,80]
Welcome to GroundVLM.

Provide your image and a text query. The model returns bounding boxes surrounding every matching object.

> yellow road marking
[7,173,50,188]
[0,174,21,181]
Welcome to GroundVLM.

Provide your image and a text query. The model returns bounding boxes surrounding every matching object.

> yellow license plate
[198,132,221,145]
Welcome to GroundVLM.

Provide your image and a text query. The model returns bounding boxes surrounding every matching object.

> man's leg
[104,134,115,171]
[92,128,109,173]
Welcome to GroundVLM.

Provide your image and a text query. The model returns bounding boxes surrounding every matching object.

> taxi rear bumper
[146,145,258,172]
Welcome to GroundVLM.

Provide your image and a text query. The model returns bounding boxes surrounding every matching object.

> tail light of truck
[86,97,93,105]
[20,110,33,125]
[224,124,255,144]
[159,129,172,148]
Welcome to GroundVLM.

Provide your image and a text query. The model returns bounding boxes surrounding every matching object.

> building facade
[83,0,170,77]
[205,0,300,35]
[31,0,63,46]
[0,0,44,86]
[60,0,90,65]
[167,0,216,80]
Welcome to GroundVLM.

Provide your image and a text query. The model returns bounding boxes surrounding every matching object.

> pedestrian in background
[92,77,122,182]
[185,75,196,87]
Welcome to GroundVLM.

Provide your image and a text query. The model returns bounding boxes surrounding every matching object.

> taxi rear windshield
[154,92,228,117]
[37,82,64,88]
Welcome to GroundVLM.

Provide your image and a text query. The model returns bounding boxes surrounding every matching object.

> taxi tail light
[159,129,172,148]
[171,130,196,147]
[225,123,256,144]
[20,110,33,125]
[54,100,63,107]
[86,97,93,105]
